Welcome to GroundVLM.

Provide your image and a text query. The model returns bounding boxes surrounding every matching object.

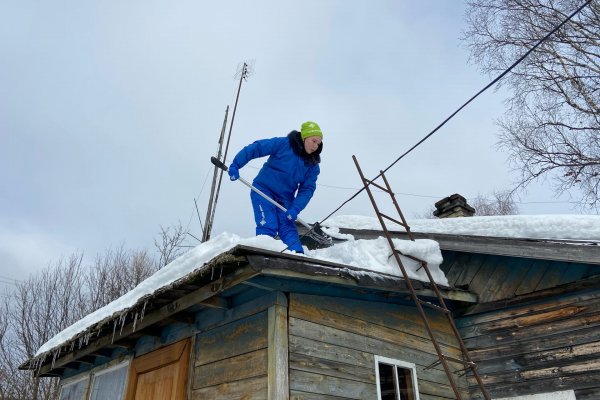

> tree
[154,223,188,268]
[0,248,158,400]
[462,0,600,211]
[471,190,519,216]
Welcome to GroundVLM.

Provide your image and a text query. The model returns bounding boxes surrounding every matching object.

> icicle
[210,266,214,280]
[119,313,127,336]
[111,318,118,343]
[132,312,139,332]
[51,349,59,369]
[140,300,147,322]
[219,266,223,278]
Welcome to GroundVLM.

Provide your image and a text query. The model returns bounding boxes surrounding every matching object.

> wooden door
[125,339,190,400]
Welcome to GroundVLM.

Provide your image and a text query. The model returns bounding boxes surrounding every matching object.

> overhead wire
[316,0,593,226]
[240,159,579,204]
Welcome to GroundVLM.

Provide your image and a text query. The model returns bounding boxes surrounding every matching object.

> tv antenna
[201,61,253,242]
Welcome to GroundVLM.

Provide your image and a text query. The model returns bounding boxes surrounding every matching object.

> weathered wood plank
[514,259,551,296]
[459,293,600,337]
[478,257,535,302]
[195,311,267,367]
[463,309,600,350]
[534,263,564,291]
[442,252,471,286]
[290,370,377,399]
[289,338,465,389]
[471,325,600,363]
[289,352,375,384]
[290,390,350,400]
[191,375,267,400]
[289,319,465,376]
[474,341,600,375]
[470,371,600,399]
[193,348,267,389]
[290,293,457,345]
[452,253,487,290]
[461,275,600,317]
[268,302,289,400]
[290,334,373,369]
[468,256,502,298]
[194,290,285,334]
[574,387,600,400]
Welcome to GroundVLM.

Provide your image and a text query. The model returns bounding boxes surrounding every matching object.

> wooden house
[22,210,600,399]
[332,211,600,399]
[23,242,478,400]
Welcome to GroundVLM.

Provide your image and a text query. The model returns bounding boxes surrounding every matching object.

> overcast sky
[0,1,585,286]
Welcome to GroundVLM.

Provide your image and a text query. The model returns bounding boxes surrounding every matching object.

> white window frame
[59,374,90,400]
[58,358,131,400]
[88,360,130,400]
[374,355,420,400]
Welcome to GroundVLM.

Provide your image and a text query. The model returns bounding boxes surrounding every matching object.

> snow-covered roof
[34,233,446,358]
[323,214,600,242]
[33,213,599,361]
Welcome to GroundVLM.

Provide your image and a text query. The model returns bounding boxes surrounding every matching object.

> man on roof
[228,121,323,253]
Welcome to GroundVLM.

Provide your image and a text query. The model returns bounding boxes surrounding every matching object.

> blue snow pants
[250,188,304,253]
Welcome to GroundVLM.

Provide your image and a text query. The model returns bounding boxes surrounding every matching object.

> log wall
[191,311,269,399]
[288,293,470,400]
[458,287,600,399]
[441,252,597,302]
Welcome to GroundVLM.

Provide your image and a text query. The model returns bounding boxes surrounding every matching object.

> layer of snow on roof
[36,232,446,357]
[35,233,285,356]
[324,214,600,241]
[309,237,447,286]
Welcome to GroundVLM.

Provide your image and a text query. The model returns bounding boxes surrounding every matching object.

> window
[58,360,129,400]
[375,356,419,400]
[89,362,129,400]
[59,376,89,400]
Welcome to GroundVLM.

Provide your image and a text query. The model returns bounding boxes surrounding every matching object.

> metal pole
[202,105,229,242]
[204,63,249,241]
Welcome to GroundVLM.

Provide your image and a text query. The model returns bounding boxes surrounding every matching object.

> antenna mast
[202,62,251,242]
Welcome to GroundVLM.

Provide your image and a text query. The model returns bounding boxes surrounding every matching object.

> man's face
[304,136,322,154]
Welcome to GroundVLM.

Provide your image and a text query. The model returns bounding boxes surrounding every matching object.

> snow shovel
[210,156,334,249]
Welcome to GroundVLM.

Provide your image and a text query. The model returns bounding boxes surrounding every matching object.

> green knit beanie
[300,121,323,140]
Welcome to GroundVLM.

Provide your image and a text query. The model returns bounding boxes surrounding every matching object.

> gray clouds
[0,1,580,282]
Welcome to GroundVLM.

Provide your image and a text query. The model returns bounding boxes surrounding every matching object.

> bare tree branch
[463,0,600,212]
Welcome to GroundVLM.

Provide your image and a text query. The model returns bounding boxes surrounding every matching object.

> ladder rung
[442,354,476,367]
[393,249,426,265]
[424,359,441,370]
[425,354,475,370]
[418,299,450,314]
[364,178,392,193]
[379,212,408,228]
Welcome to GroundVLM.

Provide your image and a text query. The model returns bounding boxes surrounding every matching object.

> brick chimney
[433,193,475,218]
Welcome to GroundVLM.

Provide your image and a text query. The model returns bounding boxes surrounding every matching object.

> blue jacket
[231,131,322,215]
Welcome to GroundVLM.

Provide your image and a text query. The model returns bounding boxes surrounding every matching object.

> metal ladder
[352,155,490,400]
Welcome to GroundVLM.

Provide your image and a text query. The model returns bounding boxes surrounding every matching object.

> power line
[236,160,579,204]
[317,0,592,225]
[0,275,23,283]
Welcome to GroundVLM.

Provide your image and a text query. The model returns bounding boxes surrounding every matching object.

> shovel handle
[210,157,312,230]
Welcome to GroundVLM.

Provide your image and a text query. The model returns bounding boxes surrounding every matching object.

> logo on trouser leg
[259,204,266,226]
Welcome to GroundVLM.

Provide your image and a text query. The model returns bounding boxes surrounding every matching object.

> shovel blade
[299,222,335,250]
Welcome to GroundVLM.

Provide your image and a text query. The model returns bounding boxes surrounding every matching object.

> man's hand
[228,164,239,181]
[287,208,298,221]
